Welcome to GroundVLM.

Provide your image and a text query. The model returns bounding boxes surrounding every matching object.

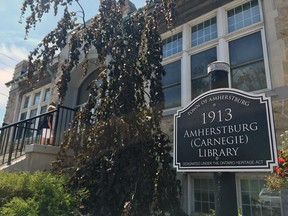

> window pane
[191,47,217,78]
[229,32,263,66]
[231,61,266,91]
[202,191,209,201]
[163,60,181,86]
[191,17,217,47]
[202,202,209,212]
[163,32,182,58]
[43,88,50,102]
[30,109,37,118]
[192,76,210,99]
[229,32,267,91]
[242,205,252,216]
[163,85,181,109]
[40,105,48,114]
[195,191,201,201]
[195,201,201,212]
[23,96,30,109]
[241,179,250,191]
[33,92,41,105]
[191,48,216,99]
[20,112,27,120]
[162,60,181,109]
[227,0,261,33]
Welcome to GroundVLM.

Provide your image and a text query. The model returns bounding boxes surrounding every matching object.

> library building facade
[2,0,288,215]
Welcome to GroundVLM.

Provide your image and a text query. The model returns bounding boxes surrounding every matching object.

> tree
[21,0,185,215]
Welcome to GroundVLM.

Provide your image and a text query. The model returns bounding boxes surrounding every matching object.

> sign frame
[173,88,278,172]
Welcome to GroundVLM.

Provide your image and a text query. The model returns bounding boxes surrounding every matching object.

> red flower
[275,166,280,174]
[279,157,286,163]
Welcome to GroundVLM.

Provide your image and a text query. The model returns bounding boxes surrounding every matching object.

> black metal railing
[0,105,76,166]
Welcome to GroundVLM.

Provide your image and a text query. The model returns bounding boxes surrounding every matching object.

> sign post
[173,62,278,215]
[208,62,237,216]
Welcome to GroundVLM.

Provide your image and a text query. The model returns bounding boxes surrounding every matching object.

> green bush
[0,197,38,216]
[0,171,78,216]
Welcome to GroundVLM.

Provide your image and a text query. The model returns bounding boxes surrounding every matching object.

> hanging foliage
[21,0,185,215]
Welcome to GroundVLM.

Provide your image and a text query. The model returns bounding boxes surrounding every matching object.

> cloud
[0,69,12,103]
[0,43,29,61]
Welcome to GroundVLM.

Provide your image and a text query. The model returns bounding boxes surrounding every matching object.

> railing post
[21,121,29,150]
[52,105,60,146]
[7,124,18,165]
[1,128,10,165]
[0,128,4,154]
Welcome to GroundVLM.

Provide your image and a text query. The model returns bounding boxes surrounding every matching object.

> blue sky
[0,0,145,125]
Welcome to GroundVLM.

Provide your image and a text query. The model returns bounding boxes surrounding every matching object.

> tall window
[227,0,261,33]
[191,17,217,47]
[194,178,215,214]
[240,178,281,216]
[191,48,217,99]
[162,60,181,109]
[229,32,266,91]
[162,33,182,58]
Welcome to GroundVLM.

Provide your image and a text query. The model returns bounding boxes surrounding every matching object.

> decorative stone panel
[274,0,288,84]
[3,90,19,124]
[272,99,288,146]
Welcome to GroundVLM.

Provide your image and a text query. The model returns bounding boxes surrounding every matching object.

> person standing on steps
[39,103,56,145]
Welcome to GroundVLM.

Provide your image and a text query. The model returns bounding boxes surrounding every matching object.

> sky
[0,0,145,125]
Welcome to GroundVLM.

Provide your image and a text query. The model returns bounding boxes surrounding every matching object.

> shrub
[0,171,78,216]
[0,197,38,216]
